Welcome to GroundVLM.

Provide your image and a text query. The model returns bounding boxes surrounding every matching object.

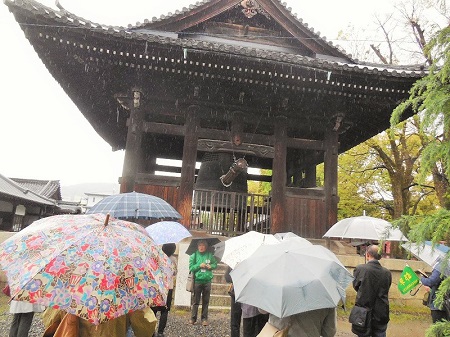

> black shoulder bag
[349,305,372,337]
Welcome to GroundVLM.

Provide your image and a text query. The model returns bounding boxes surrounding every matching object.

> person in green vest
[188,239,218,326]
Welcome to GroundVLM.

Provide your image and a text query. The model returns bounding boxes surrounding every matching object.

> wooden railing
[190,189,271,237]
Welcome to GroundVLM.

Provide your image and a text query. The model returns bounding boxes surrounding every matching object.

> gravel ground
[0,309,354,337]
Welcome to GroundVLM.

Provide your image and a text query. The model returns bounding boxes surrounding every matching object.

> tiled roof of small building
[0,174,56,206]
[11,178,62,200]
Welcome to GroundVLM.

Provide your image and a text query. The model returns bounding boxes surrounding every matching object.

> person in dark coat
[151,243,178,337]
[353,245,392,337]
[225,266,242,337]
[420,266,447,323]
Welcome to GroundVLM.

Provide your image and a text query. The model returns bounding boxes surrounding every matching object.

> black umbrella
[185,237,222,255]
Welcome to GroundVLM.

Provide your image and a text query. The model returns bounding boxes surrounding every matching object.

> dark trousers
[230,294,242,337]
[9,312,34,337]
[191,282,211,322]
[367,323,388,337]
[152,289,173,334]
[431,310,447,323]
[243,313,269,337]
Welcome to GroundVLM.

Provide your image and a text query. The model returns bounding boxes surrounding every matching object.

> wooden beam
[197,139,275,158]
[143,121,324,150]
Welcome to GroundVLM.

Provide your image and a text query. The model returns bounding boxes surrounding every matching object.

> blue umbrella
[86,192,181,220]
[146,221,192,245]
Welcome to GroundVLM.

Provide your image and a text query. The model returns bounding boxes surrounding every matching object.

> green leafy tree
[335,0,447,223]
[392,24,450,337]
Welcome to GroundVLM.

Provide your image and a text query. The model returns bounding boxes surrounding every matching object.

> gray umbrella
[230,240,353,318]
[86,192,181,220]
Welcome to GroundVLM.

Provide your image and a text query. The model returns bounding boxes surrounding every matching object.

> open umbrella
[323,215,407,242]
[145,221,192,245]
[402,241,450,276]
[185,237,222,255]
[274,232,300,241]
[230,241,353,318]
[213,231,283,269]
[86,192,181,220]
[0,214,171,325]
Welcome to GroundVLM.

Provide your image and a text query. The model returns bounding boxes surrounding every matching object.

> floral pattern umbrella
[145,221,192,245]
[0,213,171,325]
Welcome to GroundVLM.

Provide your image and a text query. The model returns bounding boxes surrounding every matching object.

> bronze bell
[195,152,248,193]
[220,158,248,187]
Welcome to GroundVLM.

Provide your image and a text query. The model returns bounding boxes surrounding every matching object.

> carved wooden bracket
[197,139,274,158]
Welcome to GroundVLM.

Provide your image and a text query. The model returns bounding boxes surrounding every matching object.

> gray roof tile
[0,174,56,206]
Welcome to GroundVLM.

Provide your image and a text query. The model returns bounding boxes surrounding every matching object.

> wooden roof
[134,0,352,61]
[4,0,426,169]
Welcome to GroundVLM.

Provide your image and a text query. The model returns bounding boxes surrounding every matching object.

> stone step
[212,282,232,296]
[212,272,227,283]
[215,263,229,273]
[209,293,231,307]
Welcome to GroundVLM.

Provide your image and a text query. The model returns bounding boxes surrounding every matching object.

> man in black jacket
[353,245,392,337]
[225,266,242,337]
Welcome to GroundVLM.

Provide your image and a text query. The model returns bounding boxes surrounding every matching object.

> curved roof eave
[5,0,428,78]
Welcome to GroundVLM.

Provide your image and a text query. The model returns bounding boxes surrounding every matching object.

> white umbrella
[402,241,449,276]
[145,221,192,245]
[230,241,353,318]
[323,215,407,241]
[213,231,279,269]
[402,241,447,268]
[274,232,300,241]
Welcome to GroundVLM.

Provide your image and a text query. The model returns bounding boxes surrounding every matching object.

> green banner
[398,265,420,294]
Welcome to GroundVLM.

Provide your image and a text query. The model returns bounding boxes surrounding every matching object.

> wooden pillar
[270,116,287,234]
[121,89,144,193]
[177,106,200,228]
[324,128,339,233]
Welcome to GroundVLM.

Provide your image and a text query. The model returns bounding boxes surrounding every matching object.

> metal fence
[190,189,271,236]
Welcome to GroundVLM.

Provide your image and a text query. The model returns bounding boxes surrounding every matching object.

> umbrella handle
[409,283,422,296]
[104,214,110,226]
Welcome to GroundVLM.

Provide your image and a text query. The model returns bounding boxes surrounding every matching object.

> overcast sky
[0,0,413,186]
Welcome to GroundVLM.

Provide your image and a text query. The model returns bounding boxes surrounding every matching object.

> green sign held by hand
[398,265,420,294]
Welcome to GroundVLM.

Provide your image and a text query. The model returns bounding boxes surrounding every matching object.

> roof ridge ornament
[239,0,270,20]
[55,0,66,12]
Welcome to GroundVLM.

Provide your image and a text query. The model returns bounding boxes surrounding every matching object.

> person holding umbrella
[6,282,45,337]
[420,263,448,323]
[151,243,178,337]
[188,239,217,326]
[42,306,157,336]
[224,266,242,337]
[258,307,336,337]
